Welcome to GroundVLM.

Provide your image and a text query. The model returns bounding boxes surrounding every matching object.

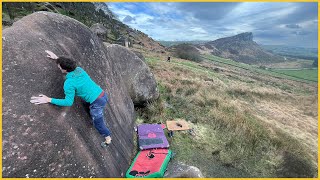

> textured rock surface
[164,162,204,178]
[90,23,108,41]
[3,12,136,177]
[132,50,145,61]
[105,44,159,105]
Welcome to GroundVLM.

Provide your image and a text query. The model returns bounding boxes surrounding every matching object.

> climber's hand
[45,50,58,60]
[30,94,52,105]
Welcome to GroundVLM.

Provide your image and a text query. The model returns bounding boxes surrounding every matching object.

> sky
[107,2,318,48]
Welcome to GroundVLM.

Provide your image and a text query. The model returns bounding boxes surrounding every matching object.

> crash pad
[126,149,172,178]
[137,124,169,150]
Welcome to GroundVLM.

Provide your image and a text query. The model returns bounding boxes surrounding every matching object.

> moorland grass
[135,55,317,177]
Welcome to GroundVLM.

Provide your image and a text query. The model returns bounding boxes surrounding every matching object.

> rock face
[198,32,284,64]
[164,162,204,178]
[2,12,137,177]
[230,32,253,41]
[93,2,116,20]
[132,50,145,61]
[90,23,108,41]
[105,44,159,105]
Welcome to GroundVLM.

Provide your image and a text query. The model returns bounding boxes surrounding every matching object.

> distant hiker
[30,50,112,146]
[167,56,171,62]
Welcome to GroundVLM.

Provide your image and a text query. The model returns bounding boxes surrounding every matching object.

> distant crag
[197,32,285,64]
[2,11,157,177]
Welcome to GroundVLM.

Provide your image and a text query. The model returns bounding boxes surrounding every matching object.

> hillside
[167,43,202,62]
[196,32,285,64]
[2,2,165,53]
[159,40,208,47]
[139,51,318,177]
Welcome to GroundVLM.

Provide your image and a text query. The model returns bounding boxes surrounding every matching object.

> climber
[30,50,112,146]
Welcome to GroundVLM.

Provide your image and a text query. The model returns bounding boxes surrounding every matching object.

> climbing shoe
[105,136,112,144]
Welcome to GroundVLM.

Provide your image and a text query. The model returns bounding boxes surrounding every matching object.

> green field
[202,54,318,83]
[270,69,318,82]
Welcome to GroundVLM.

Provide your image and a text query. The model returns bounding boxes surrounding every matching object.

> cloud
[190,27,207,34]
[279,3,318,24]
[123,15,135,23]
[285,24,301,29]
[107,2,318,48]
[292,30,311,36]
[175,3,241,20]
[216,27,234,31]
[254,29,289,41]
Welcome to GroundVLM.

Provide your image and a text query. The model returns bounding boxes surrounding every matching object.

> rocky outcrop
[164,162,204,178]
[93,2,116,20]
[36,2,60,13]
[199,32,285,64]
[230,32,253,41]
[105,44,159,105]
[3,12,138,177]
[90,23,108,41]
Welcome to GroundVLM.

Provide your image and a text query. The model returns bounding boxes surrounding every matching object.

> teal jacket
[51,67,103,106]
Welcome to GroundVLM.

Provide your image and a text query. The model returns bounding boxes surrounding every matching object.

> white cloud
[148,3,177,15]
[300,19,318,28]
[108,2,318,47]
[190,27,207,34]
[108,4,135,20]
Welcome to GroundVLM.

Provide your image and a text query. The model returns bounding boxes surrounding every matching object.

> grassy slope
[136,52,318,177]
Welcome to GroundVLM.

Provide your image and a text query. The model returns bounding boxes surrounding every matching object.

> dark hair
[56,57,77,72]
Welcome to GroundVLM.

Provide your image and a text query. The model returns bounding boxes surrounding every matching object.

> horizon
[107,2,318,49]
[156,39,318,49]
